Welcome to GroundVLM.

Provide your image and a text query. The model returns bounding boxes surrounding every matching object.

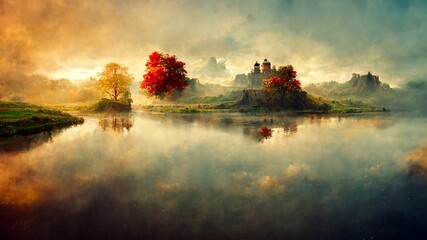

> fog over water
[1,113,427,239]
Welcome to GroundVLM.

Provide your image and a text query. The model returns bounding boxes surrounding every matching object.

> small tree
[262,65,301,107]
[140,51,188,99]
[98,63,133,101]
[120,90,133,106]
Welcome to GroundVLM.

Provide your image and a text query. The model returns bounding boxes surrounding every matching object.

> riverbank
[135,90,383,114]
[135,103,383,114]
[0,102,84,136]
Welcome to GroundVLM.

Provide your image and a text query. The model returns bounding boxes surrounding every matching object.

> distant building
[254,61,261,74]
[247,58,275,87]
[261,58,271,73]
[232,58,278,87]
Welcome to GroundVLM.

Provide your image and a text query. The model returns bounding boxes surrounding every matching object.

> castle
[254,58,271,74]
[248,58,273,86]
[232,58,276,87]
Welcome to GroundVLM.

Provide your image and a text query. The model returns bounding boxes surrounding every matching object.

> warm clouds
[1,0,427,100]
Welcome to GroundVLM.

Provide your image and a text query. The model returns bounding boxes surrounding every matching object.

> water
[1,112,427,240]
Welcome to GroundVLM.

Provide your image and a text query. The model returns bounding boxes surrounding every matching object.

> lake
[1,112,427,240]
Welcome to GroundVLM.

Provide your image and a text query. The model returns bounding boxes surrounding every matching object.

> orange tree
[262,65,301,107]
[140,51,188,99]
[98,63,133,102]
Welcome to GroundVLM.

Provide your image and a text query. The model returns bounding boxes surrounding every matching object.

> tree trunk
[280,91,285,107]
[114,88,118,101]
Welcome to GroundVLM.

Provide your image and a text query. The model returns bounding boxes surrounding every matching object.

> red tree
[262,65,301,107]
[140,51,188,99]
[260,126,273,139]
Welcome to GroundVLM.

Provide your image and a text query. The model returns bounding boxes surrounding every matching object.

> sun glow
[50,66,102,81]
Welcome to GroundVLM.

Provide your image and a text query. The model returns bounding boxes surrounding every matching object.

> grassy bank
[137,102,382,114]
[326,98,383,113]
[90,98,131,112]
[139,104,224,113]
[0,102,84,136]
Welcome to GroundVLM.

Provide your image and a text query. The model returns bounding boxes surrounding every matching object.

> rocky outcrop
[347,72,383,94]
[235,89,270,106]
[235,89,319,110]
[304,72,391,101]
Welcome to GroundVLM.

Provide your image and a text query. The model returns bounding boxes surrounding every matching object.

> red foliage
[260,126,273,139]
[262,65,301,93]
[140,51,188,98]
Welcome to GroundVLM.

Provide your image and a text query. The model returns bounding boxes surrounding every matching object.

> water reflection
[282,118,298,135]
[407,144,427,177]
[0,130,62,153]
[259,126,273,140]
[241,117,299,142]
[0,113,427,239]
[98,114,134,133]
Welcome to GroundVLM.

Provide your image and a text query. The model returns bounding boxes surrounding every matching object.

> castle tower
[254,61,260,74]
[262,58,271,73]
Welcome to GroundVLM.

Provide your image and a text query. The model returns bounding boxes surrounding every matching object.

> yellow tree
[98,63,133,101]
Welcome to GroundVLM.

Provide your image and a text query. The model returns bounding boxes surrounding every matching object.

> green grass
[177,90,242,104]
[307,95,382,113]
[140,104,218,113]
[329,99,382,113]
[0,101,84,136]
[139,90,382,114]
[90,98,131,112]
[138,98,381,114]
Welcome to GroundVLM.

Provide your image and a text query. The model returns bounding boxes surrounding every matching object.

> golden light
[50,66,102,80]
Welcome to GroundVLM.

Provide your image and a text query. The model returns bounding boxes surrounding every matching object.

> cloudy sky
[1,0,426,86]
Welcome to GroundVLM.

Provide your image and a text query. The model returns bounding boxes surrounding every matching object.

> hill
[303,72,408,110]
[304,72,392,99]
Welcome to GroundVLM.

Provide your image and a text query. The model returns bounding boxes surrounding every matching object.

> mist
[2,1,427,238]
[1,113,427,239]
[0,71,100,104]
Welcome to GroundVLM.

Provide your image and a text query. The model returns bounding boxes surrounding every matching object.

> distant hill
[303,72,427,113]
[304,72,391,99]
[348,72,384,93]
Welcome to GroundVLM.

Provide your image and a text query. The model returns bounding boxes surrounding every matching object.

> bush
[91,99,131,112]
[319,103,333,112]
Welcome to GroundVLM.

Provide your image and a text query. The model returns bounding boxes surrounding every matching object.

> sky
[1,0,427,86]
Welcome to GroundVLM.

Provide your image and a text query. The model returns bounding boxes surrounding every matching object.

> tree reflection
[282,118,298,135]
[98,115,134,133]
[260,126,273,139]
[243,117,299,142]
[0,131,60,153]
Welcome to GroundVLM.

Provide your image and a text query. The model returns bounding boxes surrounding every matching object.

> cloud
[0,0,426,87]
[193,56,228,78]
[261,0,427,84]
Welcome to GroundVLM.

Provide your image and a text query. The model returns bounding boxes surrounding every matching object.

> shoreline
[0,102,84,137]
[135,103,385,114]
